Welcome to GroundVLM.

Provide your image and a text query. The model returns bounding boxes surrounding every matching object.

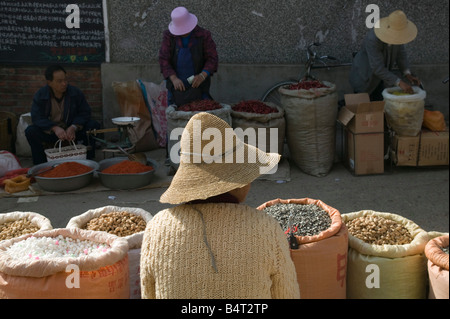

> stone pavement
[0,148,448,233]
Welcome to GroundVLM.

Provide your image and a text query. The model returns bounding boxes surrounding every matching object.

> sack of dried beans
[166,102,232,168]
[425,233,449,299]
[342,210,430,299]
[67,206,153,299]
[1,211,52,242]
[279,81,338,177]
[258,198,348,299]
[0,228,129,299]
[231,101,285,155]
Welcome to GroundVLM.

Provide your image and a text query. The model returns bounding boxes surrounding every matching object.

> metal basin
[28,159,99,192]
[97,157,158,190]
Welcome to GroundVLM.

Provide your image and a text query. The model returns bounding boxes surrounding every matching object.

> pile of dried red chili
[287,80,329,90]
[102,160,153,174]
[178,100,222,112]
[39,162,93,178]
[232,100,278,114]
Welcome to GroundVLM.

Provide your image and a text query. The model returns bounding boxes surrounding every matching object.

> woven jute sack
[67,205,153,299]
[230,102,285,155]
[0,212,53,243]
[425,234,449,299]
[257,198,348,299]
[0,228,129,299]
[279,82,338,177]
[342,210,430,299]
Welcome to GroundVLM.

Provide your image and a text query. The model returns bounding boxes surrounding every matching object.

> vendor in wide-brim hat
[140,112,300,299]
[159,7,218,107]
[349,10,421,101]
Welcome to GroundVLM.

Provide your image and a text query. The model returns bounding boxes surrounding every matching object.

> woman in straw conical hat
[140,112,300,299]
[350,10,421,101]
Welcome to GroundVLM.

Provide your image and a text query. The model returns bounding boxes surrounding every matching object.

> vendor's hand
[66,125,76,141]
[171,76,185,91]
[406,74,421,86]
[399,80,414,94]
[52,126,67,140]
[192,72,207,88]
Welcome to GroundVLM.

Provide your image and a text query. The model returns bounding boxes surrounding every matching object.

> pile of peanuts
[84,211,147,237]
[346,215,413,245]
[0,218,40,241]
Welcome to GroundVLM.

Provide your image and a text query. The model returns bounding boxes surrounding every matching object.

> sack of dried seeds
[258,198,348,299]
[1,211,52,242]
[342,210,430,299]
[67,206,153,299]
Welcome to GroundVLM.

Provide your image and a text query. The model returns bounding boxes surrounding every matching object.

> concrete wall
[101,0,449,127]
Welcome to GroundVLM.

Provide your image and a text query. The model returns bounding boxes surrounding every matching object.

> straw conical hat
[375,10,417,45]
[160,112,280,204]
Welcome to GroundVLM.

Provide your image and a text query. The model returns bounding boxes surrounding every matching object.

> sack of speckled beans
[257,198,348,299]
[66,205,153,299]
[342,210,431,299]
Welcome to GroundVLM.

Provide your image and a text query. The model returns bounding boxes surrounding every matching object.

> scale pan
[112,117,141,125]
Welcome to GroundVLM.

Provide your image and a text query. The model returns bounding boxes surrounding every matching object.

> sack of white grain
[382,86,426,137]
[424,234,449,299]
[257,198,348,299]
[342,210,430,299]
[1,212,53,242]
[278,81,338,177]
[0,228,129,299]
[66,206,152,299]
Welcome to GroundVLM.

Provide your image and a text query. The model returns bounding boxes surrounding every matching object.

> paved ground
[1,148,448,233]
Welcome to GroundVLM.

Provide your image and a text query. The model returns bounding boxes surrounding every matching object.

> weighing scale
[87,117,140,155]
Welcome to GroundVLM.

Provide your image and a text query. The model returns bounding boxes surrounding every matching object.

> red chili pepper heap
[178,100,222,112]
[287,80,329,90]
[232,100,278,114]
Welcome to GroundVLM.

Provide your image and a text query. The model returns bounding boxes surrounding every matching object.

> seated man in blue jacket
[25,64,101,164]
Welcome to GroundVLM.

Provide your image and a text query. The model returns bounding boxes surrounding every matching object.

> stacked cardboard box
[338,93,385,176]
[391,129,449,167]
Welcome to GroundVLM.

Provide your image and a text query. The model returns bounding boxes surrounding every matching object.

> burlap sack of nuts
[1,211,53,242]
[342,210,430,299]
[66,205,153,299]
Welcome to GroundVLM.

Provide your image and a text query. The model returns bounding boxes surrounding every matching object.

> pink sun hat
[168,7,198,36]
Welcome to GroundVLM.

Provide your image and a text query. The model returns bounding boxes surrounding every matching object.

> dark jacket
[349,29,410,94]
[159,26,218,99]
[30,84,92,131]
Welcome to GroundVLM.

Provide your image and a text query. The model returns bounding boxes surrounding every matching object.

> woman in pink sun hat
[159,7,218,107]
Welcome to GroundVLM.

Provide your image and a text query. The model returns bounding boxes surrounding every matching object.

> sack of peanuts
[258,198,348,299]
[0,228,129,299]
[66,206,153,299]
[424,234,449,299]
[342,210,430,299]
[1,211,53,242]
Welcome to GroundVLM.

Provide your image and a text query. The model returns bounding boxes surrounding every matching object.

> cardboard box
[391,134,420,166]
[338,93,385,133]
[419,130,449,166]
[344,130,385,175]
[391,129,449,166]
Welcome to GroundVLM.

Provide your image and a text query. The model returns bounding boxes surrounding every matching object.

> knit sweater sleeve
[140,218,157,299]
[270,222,301,299]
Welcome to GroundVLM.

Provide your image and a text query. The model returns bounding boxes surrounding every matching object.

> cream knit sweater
[140,203,300,299]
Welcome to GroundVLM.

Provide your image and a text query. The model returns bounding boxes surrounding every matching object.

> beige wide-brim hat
[375,10,417,45]
[160,112,281,205]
